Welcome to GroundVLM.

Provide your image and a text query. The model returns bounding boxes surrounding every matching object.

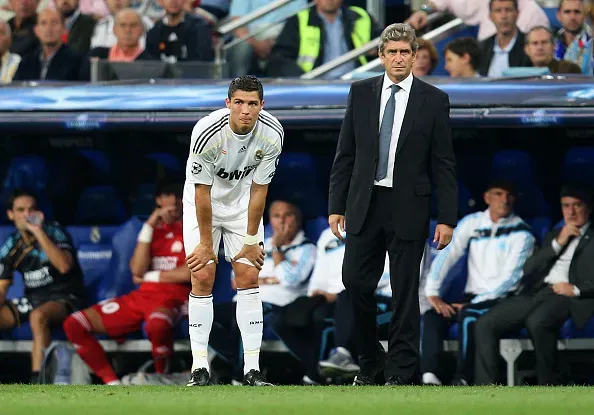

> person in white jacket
[422,180,535,386]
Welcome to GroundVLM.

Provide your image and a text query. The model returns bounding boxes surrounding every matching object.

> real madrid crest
[254,149,263,161]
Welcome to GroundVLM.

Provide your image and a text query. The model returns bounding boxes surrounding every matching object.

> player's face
[225,90,264,135]
[561,196,591,227]
[379,40,415,83]
[156,193,182,222]
[7,196,37,231]
[484,188,515,219]
[269,202,300,240]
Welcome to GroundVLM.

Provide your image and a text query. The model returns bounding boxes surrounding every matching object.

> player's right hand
[556,223,581,246]
[186,243,218,273]
[233,244,265,270]
[427,296,456,318]
[328,214,346,241]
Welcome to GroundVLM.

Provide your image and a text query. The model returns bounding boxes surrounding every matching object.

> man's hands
[434,224,454,250]
[427,296,459,318]
[233,244,265,270]
[24,211,45,236]
[147,206,176,227]
[556,223,581,247]
[272,222,293,248]
[186,243,218,273]
[405,10,429,30]
[552,282,577,297]
[329,214,346,241]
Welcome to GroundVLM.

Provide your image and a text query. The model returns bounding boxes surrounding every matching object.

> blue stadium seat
[73,185,127,225]
[514,187,551,218]
[563,146,594,188]
[77,243,113,304]
[305,217,329,243]
[130,183,157,219]
[0,226,15,245]
[432,180,475,218]
[526,216,552,243]
[2,155,48,193]
[66,225,119,248]
[79,149,112,183]
[145,153,183,173]
[491,150,537,187]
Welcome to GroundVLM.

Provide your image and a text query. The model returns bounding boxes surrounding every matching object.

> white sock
[188,293,213,372]
[106,380,121,385]
[236,287,263,375]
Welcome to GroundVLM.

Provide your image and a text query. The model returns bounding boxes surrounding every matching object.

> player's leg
[0,298,23,330]
[144,303,181,374]
[184,220,221,385]
[224,218,272,386]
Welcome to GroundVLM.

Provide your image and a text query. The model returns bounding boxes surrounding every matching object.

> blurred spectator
[48,0,108,20]
[54,0,96,54]
[0,189,86,384]
[82,8,155,80]
[0,19,21,82]
[268,0,382,78]
[444,37,481,77]
[64,183,190,385]
[412,37,437,76]
[13,7,83,80]
[227,0,306,77]
[554,0,593,74]
[478,0,530,77]
[7,0,40,56]
[524,26,581,74]
[476,185,594,386]
[145,0,214,62]
[91,0,154,49]
[422,181,535,386]
[406,0,549,42]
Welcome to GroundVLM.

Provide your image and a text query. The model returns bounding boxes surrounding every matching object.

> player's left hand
[25,211,45,235]
[434,224,454,250]
[233,244,265,270]
[132,275,144,285]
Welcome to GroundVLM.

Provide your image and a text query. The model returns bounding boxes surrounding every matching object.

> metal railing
[217,0,298,36]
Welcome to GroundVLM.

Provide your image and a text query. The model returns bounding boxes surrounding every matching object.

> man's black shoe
[385,376,407,386]
[187,368,211,386]
[243,369,274,386]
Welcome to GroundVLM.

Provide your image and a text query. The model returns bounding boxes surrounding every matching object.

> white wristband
[244,234,259,245]
[137,223,154,243]
[143,270,160,283]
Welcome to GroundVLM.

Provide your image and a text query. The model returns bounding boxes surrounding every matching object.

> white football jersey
[183,108,283,224]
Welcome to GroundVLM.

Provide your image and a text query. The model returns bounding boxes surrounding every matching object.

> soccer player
[184,75,283,387]
[0,189,86,384]
[63,183,190,385]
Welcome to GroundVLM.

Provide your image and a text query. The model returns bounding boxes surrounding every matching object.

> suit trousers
[474,285,571,385]
[343,186,426,383]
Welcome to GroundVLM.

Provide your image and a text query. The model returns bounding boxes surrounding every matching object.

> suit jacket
[68,14,97,55]
[13,44,84,81]
[478,30,531,76]
[328,75,458,240]
[520,227,594,328]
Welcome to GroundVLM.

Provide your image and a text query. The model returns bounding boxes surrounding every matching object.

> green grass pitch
[1,385,593,414]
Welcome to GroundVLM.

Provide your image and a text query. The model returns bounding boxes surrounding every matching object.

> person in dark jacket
[13,8,83,81]
[7,0,40,56]
[55,0,96,55]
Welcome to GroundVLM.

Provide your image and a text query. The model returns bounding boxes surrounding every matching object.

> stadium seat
[514,187,551,218]
[305,217,329,243]
[0,226,15,245]
[66,225,119,248]
[73,185,128,225]
[491,150,537,188]
[79,149,112,184]
[130,183,157,219]
[526,216,552,243]
[145,153,183,173]
[2,155,48,193]
[432,180,475,218]
[563,146,594,188]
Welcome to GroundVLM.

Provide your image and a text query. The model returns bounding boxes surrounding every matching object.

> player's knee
[191,269,215,291]
[145,314,173,340]
[233,264,259,289]
[63,312,90,339]
[29,308,49,330]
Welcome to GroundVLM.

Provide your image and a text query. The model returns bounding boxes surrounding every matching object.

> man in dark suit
[55,0,97,55]
[475,185,594,385]
[328,22,457,386]
[13,8,83,81]
[478,0,531,77]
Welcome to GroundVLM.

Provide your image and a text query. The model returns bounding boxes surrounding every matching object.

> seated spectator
[554,0,592,74]
[209,200,316,383]
[227,0,306,77]
[48,0,108,20]
[63,183,190,385]
[444,37,481,77]
[7,0,40,56]
[524,26,581,74]
[90,0,154,49]
[145,0,214,63]
[268,0,382,78]
[0,189,86,384]
[422,181,535,386]
[406,0,548,42]
[13,7,84,81]
[478,0,531,77]
[476,185,594,386]
[54,0,96,55]
[1,19,21,82]
[412,37,438,76]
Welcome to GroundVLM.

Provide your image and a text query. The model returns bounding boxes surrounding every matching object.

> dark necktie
[376,84,400,181]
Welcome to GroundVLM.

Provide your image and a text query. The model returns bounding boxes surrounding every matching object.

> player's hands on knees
[233,244,265,270]
[328,214,346,241]
[427,296,456,318]
[186,243,218,273]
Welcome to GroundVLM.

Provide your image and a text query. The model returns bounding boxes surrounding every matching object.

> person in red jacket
[63,182,191,385]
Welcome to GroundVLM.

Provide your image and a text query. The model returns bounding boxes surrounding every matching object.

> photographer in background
[0,188,86,384]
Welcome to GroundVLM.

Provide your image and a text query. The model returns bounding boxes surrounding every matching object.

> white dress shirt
[487,31,518,77]
[544,222,591,296]
[375,72,413,188]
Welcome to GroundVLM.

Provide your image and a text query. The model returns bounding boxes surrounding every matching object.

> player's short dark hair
[558,0,585,12]
[6,188,39,210]
[489,0,518,11]
[269,199,303,225]
[560,184,592,206]
[156,182,183,198]
[228,75,264,101]
[444,37,482,70]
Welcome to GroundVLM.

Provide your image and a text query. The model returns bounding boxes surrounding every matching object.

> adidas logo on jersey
[238,145,247,153]
[216,165,257,181]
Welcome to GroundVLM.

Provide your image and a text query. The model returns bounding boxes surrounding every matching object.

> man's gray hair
[379,23,419,55]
